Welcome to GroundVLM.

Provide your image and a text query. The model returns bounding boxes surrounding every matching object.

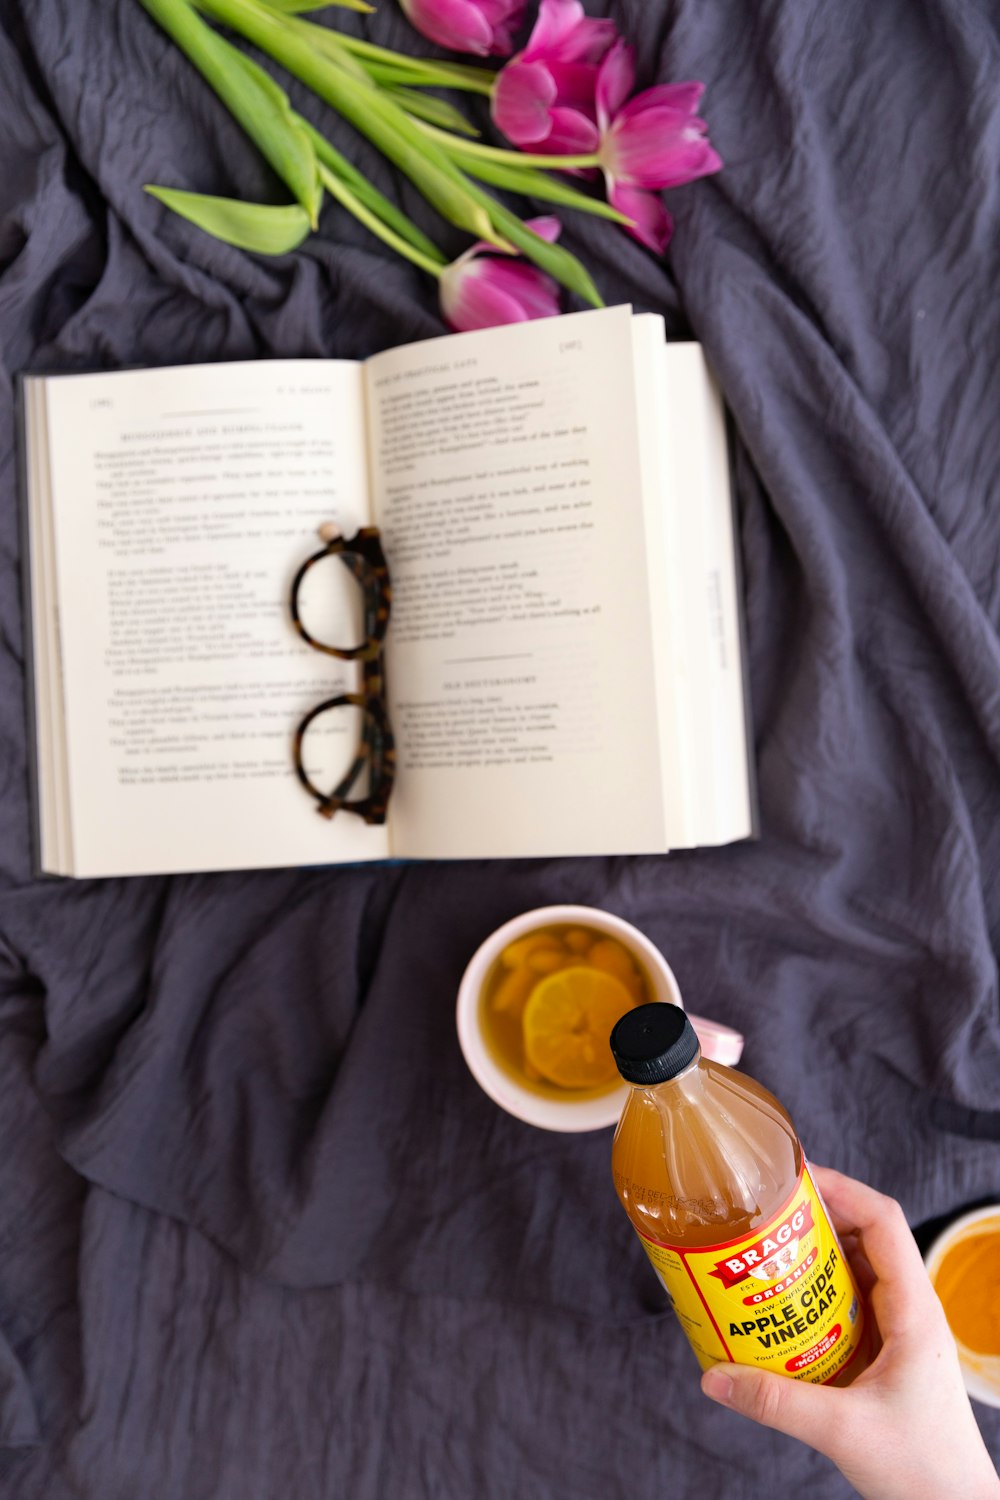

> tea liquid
[479,924,651,1101]
[611,1005,870,1386]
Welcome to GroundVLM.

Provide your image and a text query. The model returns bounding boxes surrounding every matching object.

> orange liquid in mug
[933,1223,1000,1356]
[479,924,652,1101]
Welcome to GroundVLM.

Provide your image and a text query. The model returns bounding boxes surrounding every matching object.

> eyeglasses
[289,524,395,824]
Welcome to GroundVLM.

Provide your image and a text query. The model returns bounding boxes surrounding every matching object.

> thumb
[701,1364,844,1454]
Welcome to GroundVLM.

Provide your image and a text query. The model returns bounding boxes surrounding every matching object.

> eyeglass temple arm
[313,711,381,819]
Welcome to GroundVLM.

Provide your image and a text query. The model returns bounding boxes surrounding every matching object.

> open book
[21,305,754,878]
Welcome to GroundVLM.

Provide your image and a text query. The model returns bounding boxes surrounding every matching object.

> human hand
[700,1165,1000,1500]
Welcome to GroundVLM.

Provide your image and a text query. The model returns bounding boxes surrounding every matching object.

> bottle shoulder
[612,1060,802,1248]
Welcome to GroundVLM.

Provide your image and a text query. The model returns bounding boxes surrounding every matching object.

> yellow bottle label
[636,1163,865,1383]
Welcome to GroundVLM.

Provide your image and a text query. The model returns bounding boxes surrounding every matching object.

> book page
[659,347,753,844]
[365,306,668,859]
[630,316,696,848]
[40,361,389,876]
[633,332,753,846]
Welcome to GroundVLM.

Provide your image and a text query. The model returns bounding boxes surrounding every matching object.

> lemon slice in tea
[522,967,633,1089]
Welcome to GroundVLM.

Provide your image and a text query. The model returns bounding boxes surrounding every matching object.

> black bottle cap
[610,1003,700,1085]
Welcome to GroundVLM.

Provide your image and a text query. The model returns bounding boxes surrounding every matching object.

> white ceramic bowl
[924,1203,1000,1409]
[456,904,743,1133]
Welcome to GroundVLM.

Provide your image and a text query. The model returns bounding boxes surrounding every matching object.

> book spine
[14,373,44,878]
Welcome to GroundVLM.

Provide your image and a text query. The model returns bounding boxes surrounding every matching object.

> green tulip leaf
[197,0,503,244]
[263,0,373,12]
[139,0,321,226]
[145,186,313,253]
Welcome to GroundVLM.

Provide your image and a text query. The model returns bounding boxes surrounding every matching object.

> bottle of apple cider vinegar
[610,1004,871,1386]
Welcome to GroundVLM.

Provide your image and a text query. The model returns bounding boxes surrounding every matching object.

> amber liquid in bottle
[611,1009,872,1386]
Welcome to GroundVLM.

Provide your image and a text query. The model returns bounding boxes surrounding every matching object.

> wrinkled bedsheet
[1,2,999,1496]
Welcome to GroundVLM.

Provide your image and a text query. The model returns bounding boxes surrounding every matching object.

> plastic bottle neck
[629,1045,704,1095]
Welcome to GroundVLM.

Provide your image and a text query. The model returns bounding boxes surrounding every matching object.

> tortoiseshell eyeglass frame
[289,526,396,825]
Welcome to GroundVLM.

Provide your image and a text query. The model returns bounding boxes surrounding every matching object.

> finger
[701,1362,854,1462]
[851,1255,877,1307]
[807,1166,934,1333]
[807,1166,860,1240]
[810,1176,877,1307]
[839,1229,860,1261]
[842,1237,877,1304]
[814,1196,881,1311]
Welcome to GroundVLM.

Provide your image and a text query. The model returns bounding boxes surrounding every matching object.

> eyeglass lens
[293,550,375,656]
[298,698,378,805]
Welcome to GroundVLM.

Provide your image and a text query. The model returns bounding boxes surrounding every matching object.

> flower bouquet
[139,0,722,329]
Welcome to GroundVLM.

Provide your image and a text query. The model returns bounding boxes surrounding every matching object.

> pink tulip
[440,217,563,331]
[491,0,617,154]
[399,0,527,57]
[596,41,723,254]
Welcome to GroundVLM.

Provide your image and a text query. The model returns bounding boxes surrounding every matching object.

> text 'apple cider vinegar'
[610,1004,871,1386]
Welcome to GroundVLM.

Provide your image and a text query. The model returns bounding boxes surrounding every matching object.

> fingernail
[701,1368,734,1405]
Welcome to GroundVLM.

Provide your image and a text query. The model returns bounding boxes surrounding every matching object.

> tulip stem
[334,35,496,94]
[415,122,601,171]
[297,114,446,261]
[318,163,444,277]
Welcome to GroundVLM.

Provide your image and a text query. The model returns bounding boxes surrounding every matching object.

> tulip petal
[595,39,634,129]
[479,0,526,25]
[492,59,558,144]
[484,17,521,54]
[477,259,562,319]
[618,81,704,117]
[525,0,586,56]
[439,213,563,331]
[401,0,494,55]
[441,259,558,330]
[524,215,562,243]
[479,0,524,19]
[441,270,529,330]
[606,111,723,189]
[543,60,601,108]
[541,105,601,154]
[524,0,616,63]
[608,182,673,255]
[478,0,529,53]
[552,16,618,65]
[658,139,723,189]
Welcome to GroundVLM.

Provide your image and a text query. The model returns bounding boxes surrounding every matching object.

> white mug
[456,904,744,1133]
[923,1205,1000,1409]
